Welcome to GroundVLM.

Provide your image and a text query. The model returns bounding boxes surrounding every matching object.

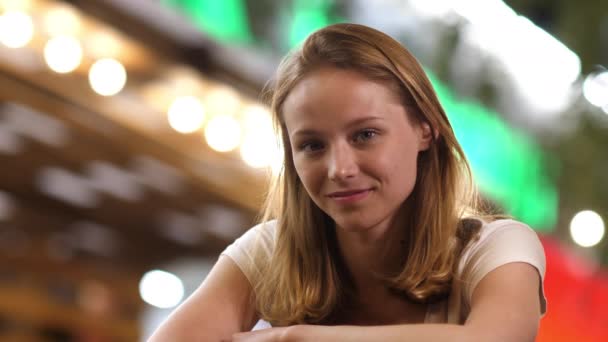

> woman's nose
[327,144,358,181]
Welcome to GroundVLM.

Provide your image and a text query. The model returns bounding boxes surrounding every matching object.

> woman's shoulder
[445,218,547,322]
[220,220,278,287]
[251,219,278,251]
[461,218,542,260]
[225,219,278,255]
[243,219,278,241]
[457,217,546,301]
[476,218,536,240]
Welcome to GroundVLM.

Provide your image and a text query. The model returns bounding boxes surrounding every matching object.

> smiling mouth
[328,189,371,197]
[327,188,373,203]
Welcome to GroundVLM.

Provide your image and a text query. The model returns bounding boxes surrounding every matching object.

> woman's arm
[148,256,258,341]
[233,262,541,342]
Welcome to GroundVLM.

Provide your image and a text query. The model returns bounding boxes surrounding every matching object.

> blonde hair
[255,23,489,326]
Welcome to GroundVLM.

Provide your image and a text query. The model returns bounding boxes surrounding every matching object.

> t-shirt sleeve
[459,219,547,315]
[220,220,276,287]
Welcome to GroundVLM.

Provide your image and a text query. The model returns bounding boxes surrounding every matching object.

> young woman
[149,23,546,342]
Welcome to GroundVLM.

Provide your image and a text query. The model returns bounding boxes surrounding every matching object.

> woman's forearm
[283,324,473,342]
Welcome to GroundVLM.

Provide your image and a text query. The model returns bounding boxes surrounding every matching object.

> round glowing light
[242,105,272,131]
[86,30,121,59]
[139,270,184,309]
[240,131,282,169]
[43,4,81,37]
[205,86,241,116]
[239,105,278,168]
[270,146,285,176]
[583,71,608,108]
[167,96,206,134]
[570,210,605,248]
[88,58,127,96]
[0,0,31,11]
[43,36,83,73]
[204,115,241,152]
[0,11,34,48]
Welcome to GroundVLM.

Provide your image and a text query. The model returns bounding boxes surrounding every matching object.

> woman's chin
[331,216,375,233]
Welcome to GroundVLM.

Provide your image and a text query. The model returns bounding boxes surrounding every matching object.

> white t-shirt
[221,218,547,325]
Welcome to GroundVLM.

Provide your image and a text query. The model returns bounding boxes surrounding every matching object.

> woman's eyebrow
[291,116,384,138]
[291,128,320,138]
[344,116,384,128]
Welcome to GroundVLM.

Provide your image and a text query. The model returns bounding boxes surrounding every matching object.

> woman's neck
[334,207,410,293]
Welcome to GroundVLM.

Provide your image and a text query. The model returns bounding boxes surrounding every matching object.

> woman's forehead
[283,68,402,115]
[281,68,408,135]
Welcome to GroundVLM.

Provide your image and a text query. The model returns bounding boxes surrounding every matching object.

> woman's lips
[327,188,373,204]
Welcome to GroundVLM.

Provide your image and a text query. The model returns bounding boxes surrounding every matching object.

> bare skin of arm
[148,256,258,342]
[231,262,541,342]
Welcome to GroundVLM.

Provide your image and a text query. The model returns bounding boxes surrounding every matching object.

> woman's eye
[299,141,324,152]
[354,129,378,143]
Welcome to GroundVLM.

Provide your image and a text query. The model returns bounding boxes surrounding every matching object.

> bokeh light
[139,270,184,309]
[204,115,241,152]
[570,210,605,248]
[0,0,31,11]
[43,3,81,37]
[205,86,241,116]
[239,105,279,168]
[409,0,580,115]
[88,58,127,96]
[241,104,272,131]
[167,96,206,134]
[86,30,122,59]
[583,71,608,108]
[0,10,34,48]
[240,131,281,168]
[43,36,83,73]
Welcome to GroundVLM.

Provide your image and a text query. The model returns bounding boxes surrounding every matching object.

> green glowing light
[288,0,338,48]
[428,72,557,231]
[161,0,252,43]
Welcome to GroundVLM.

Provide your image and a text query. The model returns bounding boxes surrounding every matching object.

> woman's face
[283,67,431,233]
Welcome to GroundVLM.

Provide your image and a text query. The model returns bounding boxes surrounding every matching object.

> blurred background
[0,0,606,341]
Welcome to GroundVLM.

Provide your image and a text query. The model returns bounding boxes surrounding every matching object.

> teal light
[162,0,344,49]
[288,0,340,48]
[161,0,252,43]
[427,72,557,231]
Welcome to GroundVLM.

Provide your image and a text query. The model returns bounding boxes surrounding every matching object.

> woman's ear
[418,123,434,151]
